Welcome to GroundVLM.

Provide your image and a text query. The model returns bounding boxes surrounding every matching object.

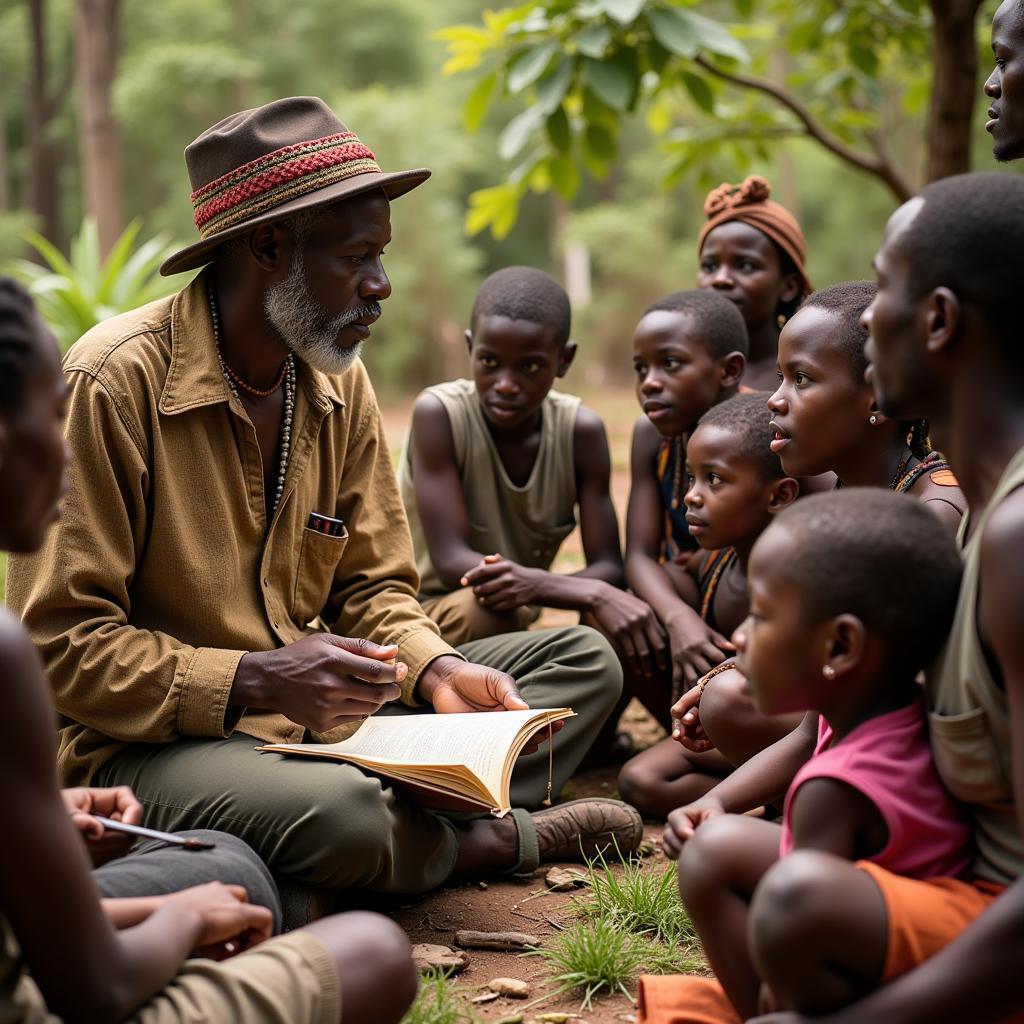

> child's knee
[678,815,754,906]
[617,757,662,814]
[748,851,835,972]
[698,669,751,742]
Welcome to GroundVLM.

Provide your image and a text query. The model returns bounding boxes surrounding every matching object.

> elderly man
[7,97,638,902]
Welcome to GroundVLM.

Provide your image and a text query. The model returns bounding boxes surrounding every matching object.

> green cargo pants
[97,626,621,894]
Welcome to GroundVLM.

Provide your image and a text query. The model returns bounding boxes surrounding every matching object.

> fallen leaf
[410,943,469,975]
[470,991,500,1004]
[487,977,530,998]
[545,866,588,891]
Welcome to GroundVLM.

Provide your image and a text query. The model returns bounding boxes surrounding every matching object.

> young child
[619,392,800,815]
[639,489,969,1024]
[697,176,812,390]
[728,172,1024,1024]
[398,266,662,687]
[770,280,963,531]
[661,283,968,832]
[623,289,749,727]
[0,278,417,1024]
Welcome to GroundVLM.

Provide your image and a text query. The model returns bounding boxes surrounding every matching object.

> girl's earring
[822,664,836,680]
[869,414,878,425]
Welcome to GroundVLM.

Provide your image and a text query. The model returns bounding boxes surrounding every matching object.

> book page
[288,709,566,791]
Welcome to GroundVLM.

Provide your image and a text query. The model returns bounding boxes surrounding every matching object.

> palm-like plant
[8,219,190,351]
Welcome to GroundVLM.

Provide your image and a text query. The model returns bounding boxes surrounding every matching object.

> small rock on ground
[410,943,468,974]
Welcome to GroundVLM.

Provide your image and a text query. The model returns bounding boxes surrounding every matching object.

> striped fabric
[191,132,380,238]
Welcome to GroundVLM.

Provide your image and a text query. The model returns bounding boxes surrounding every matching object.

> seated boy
[618,392,800,815]
[399,265,662,681]
[622,289,749,726]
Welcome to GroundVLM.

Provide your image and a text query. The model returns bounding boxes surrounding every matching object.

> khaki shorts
[13,931,340,1024]
[419,588,535,647]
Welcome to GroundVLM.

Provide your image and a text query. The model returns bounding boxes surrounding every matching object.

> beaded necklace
[699,547,737,624]
[207,282,296,518]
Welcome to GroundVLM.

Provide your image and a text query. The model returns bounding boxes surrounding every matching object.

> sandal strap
[507,806,539,874]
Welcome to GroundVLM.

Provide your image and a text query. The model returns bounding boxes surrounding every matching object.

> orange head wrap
[697,176,812,297]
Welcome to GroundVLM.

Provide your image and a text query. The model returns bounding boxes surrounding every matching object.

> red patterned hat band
[191,131,380,239]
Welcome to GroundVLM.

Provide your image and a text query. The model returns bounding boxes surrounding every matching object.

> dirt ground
[385,704,671,1024]
[378,388,684,1022]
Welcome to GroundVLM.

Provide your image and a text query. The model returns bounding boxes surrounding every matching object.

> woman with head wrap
[697,176,812,390]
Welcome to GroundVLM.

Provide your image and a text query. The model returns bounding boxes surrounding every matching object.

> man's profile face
[986,0,1024,162]
[264,190,393,375]
[862,198,935,421]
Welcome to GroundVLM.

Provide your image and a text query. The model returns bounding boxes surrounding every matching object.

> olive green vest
[398,379,580,599]
[928,445,1024,886]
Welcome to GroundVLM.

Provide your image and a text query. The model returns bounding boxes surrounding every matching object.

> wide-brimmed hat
[160,96,431,276]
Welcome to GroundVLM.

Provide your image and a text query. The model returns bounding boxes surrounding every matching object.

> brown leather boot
[507,799,643,872]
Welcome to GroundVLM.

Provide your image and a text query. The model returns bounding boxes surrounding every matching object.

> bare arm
[408,392,488,590]
[756,495,1024,1024]
[624,417,733,691]
[0,611,267,1022]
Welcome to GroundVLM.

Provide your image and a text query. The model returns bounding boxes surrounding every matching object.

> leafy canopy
[436,0,960,238]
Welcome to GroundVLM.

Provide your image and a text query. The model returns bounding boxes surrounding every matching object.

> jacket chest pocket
[291,525,349,626]
[928,705,1010,808]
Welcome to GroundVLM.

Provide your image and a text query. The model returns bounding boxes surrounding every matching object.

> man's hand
[418,655,528,713]
[462,554,541,611]
[62,786,144,866]
[417,655,560,755]
[232,634,407,733]
[661,796,726,859]
[160,882,273,961]
[670,684,715,754]
[664,608,734,695]
[590,583,668,679]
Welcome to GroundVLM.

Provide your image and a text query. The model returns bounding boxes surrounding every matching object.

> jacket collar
[159,270,345,416]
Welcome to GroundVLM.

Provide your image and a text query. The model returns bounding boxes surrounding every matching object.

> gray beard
[263,250,379,376]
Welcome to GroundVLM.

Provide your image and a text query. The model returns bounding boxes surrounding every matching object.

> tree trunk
[74,0,123,257]
[0,86,9,211]
[926,0,986,182]
[26,0,61,241]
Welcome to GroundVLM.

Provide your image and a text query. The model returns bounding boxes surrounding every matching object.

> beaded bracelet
[697,658,739,701]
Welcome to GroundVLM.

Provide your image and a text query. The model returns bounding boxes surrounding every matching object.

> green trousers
[97,626,621,895]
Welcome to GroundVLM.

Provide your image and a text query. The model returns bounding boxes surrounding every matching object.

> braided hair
[0,277,40,410]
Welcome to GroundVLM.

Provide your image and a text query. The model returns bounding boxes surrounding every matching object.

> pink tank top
[779,699,971,879]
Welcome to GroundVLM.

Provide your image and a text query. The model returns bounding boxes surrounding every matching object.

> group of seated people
[2,3,1024,1020]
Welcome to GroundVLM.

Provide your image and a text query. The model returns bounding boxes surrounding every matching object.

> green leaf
[574,22,612,58]
[647,7,700,57]
[585,55,634,111]
[545,104,572,152]
[584,122,616,161]
[733,0,754,16]
[465,183,522,239]
[507,41,558,93]
[686,10,749,62]
[681,70,715,113]
[549,152,580,200]
[463,71,497,133]
[498,105,544,160]
[597,0,645,25]
[849,42,879,77]
[536,57,575,115]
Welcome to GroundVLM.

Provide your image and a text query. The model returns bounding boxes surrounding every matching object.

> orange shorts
[636,975,739,1024]
[856,861,1004,981]
[637,866,1012,1024]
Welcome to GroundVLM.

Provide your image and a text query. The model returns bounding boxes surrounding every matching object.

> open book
[257,707,575,816]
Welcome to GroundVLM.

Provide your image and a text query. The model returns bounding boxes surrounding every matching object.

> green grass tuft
[524,917,699,1010]
[574,847,702,951]
[400,970,482,1024]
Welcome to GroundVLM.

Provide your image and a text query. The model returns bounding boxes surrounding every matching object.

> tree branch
[694,55,914,201]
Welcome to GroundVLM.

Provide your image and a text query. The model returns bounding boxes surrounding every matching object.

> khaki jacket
[6,273,457,784]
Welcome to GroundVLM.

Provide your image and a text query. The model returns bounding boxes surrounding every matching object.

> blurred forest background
[0,0,1018,399]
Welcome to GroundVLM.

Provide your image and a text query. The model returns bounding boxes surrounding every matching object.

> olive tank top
[928,445,1024,886]
[398,379,581,599]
